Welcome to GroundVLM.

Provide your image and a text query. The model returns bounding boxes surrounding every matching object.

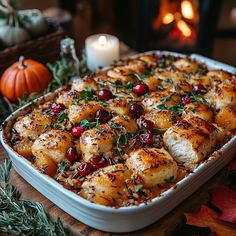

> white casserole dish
[1,51,236,233]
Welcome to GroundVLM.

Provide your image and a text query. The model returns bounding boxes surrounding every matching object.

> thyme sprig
[72,88,96,104]
[0,159,71,236]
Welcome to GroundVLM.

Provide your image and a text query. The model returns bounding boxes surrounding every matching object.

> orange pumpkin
[0,56,52,102]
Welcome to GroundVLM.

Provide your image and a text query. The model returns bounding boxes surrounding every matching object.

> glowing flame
[176,20,192,37]
[98,35,107,46]
[181,0,194,20]
[163,13,174,24]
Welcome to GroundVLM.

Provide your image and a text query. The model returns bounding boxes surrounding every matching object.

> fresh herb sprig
[79,119,100,129]
[0,159,71,236]
[114,130,128,156]
[157,103,184,115]
[72,88,96,104]
[46,58,73,93]
[189,93,211,107]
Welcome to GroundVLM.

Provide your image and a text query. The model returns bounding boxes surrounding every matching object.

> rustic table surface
[0,144,228,236]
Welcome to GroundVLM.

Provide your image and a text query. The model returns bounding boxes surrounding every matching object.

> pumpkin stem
[18,56,27,69]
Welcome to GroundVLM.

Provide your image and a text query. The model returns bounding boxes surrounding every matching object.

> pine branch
[0,158,12,182]
[0,159,72,236]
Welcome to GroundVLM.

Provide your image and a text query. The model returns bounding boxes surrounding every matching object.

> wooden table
[0,144,229,236]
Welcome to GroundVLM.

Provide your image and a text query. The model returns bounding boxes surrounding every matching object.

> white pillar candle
[85,34,119,71]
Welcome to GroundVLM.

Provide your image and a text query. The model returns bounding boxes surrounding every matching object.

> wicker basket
[0,25,65,74]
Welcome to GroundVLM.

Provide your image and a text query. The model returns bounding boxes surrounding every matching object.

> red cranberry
[138,133,154,146]
[51,103,66,113]
[66,147,79,162]
[141,119,155,133]
[133,83,149,96]
[89,155,108,169]
[194,84,206,94]
[98,89,113,100]
[95,109,111,123]
[181,96,192,105]
[130,103,144,118]
[78,163,94,176]
[71,126,85,138]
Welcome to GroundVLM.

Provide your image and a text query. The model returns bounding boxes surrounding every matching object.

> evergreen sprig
[0,159,71,236]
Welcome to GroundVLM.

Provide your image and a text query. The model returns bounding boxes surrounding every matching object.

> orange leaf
[185,205,236,236]
[211,186,236,224]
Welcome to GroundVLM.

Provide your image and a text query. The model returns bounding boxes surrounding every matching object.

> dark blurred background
[19,0,236,66]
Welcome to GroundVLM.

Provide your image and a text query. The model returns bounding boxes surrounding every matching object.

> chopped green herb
[96,128,105,136]
[111,169,124,173]
[73,88,96,104]
[57,112,67,123]
[118,133,128,147]
[125,83,134,91]
[58,160,67,172]
[160,95,172,103]
[51,124,63,130]
[190,93,211,107]
[197,68,206,75]
[190,107,198,113]
[169,104,184,114]
[165,78,174,84]
[135,184,143,193]
[110,123,123,129]
[157,104,168,110]
[143,68,153,77]
[165,176,175,184]
[174,84,180,90]
[80,119,99,129]
[101,100,108,106]
[157,85,165,91]
[114,131,128,156]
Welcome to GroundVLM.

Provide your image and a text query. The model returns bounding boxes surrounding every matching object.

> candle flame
[181,0,194,20]
[163,13,174,24]
[98,35,107,46]
[176,20,192,37]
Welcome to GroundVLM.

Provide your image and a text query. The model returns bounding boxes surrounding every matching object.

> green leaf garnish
[157,104,168,110]
[58,160,67,172]
[157,85,165,91]
[57,112,67,123]
[73,88,96,104]
[135,184,143,193]
[165,176,175,184]
[79,119,99,129]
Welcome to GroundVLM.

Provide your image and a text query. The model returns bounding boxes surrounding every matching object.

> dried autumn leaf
[185,205,236,236]
[228,159,236,171]
[211,186,236,224]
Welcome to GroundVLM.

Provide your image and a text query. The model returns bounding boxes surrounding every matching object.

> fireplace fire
[114,0,222,56]
[152,0,198,44]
